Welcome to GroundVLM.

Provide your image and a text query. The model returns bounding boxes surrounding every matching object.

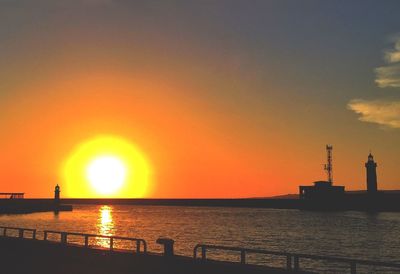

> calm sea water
[0,205,399,273]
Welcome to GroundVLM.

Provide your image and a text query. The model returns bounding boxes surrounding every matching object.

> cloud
[348,35,400,130]
[384,38,400,63]
[375,64,400,88]
[347,99,400,129]
[375,36,400,88]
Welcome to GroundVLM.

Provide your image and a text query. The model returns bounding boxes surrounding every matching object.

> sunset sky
[0,1,400,198]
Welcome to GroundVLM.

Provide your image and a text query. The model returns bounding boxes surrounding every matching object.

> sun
[86,156,127,195]
[62,135,152,198]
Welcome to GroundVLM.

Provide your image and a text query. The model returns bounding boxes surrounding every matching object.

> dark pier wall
[60,198,301,209]
[1,194,398,213]
[0,199,72,214]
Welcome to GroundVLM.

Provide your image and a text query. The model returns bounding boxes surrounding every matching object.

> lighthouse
[54,184,60,204]
[365,153,378,193]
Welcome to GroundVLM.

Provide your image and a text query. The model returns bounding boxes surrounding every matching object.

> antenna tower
[324,145,333,184]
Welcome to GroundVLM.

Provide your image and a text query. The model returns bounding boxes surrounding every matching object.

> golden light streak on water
[96,205,114,248]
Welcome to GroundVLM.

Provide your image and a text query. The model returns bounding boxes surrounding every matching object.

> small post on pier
[18,229,24,238]
[201,246,207,261]
[350,262,357,274]
[136,240,141,254]
[240,250,246,264]
[294,256,300,271]
[61,232,67,244]
[286,255,292,270]
[84,235,89,247]
[110,237,114,251]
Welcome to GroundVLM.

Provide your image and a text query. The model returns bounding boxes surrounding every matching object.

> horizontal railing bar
[43,230,145,242]
[194,244,400,269]
[0,226,36,232]
[43,230,147,253]
[1,226,146,254]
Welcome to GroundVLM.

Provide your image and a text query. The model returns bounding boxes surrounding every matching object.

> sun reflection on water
[96,205,114,247]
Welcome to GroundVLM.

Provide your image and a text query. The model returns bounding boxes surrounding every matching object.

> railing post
[44,231,47,241]
[3,228,6,237]
[142,241,147,254]
[294,256,300,271]
[61,232,67,244]
[286,255,292,270]
[84,235,89,247]
[32,230,36,240]
[18,229,24,238]
[240,250,246,264]
[193,246,198,260]
[350,262,357,274]
[110,237,114,251]
[201,246,206,261]
[136,240,140,254]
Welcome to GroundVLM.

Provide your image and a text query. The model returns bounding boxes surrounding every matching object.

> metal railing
[193,244,400,274]
[0,226,36,239]
[43,230,147,254]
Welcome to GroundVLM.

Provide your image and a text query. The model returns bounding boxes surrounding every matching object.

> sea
[0,205,399,273]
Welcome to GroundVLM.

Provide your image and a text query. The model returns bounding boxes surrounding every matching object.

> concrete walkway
[0,237,311,274]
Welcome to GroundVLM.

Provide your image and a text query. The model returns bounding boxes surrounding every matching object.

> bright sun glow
[87,156,127,194]
[62,135,152,198]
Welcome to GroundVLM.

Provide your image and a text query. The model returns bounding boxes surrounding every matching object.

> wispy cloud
[384,37,400,63]
[375,65,400,88]
[375,35,400,88]
[348,35,400,129]
[348,99,400,129]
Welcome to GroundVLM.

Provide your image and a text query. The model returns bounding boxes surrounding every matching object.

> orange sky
[0,1,399,198]
[0,68,398,198]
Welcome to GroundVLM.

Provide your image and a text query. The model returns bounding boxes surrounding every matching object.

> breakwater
[0,199,72,214]
[2,191,399,214]
[60,193,400,211]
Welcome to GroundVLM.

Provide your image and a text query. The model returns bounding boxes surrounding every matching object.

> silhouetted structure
[324,145,333,183]
[0,185,71,214]
[299,145,345,207]
[0,193,24,199]
[54,184,60,202]
[299,181,345,200]
[365,153,378,193]
[297,146,400,211]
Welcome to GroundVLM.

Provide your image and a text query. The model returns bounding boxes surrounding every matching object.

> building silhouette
[299,145,345,205]
[365,153,378,193]
[296,146,398,211]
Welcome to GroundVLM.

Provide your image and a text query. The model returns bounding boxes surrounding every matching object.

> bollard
[156,238,175,257]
